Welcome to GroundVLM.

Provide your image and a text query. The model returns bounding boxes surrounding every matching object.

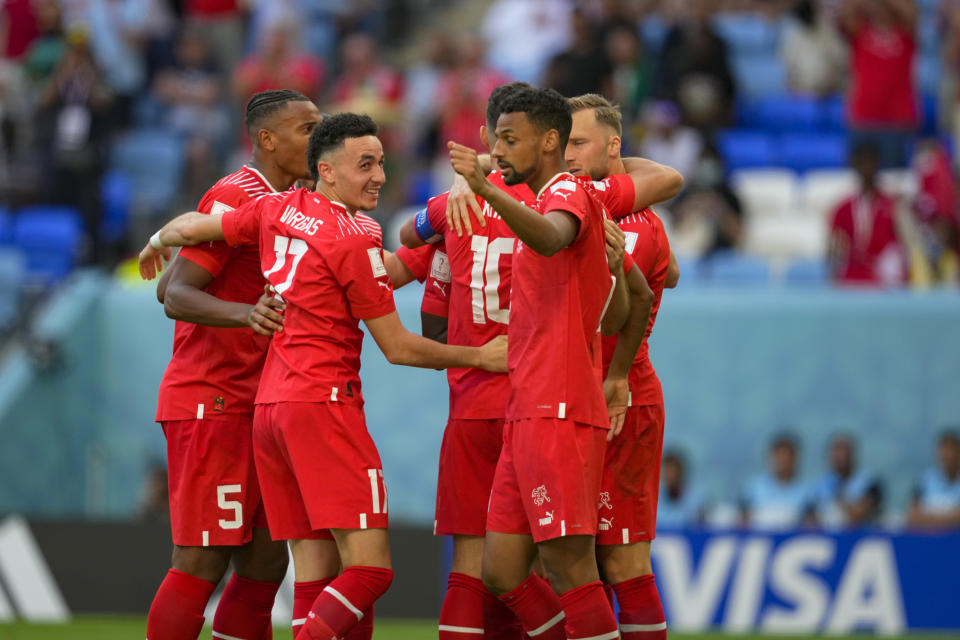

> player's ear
[316,160,335,185]
[480,125,489,151]
[609,135,621,158]
[258,128,276,152]
[542,129,559,154]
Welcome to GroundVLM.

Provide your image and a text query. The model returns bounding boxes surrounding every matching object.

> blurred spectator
[481,0,572,84]
[909,139,960,284]
[137,463,169,523]
[543,8,611,98]
[779,0,847,97]
[668,144,743,258]
[655,0,736,130]
[22,0,65,84]
[404,31,454,158]
[329,32,403,126]
[639,100,702,183]
[812,434,883,529]
[907,430,960,529]
[1,0,38,59]
[232,15,324,110]
[36,29,113,263]
[152,28,228,205]
[0,57,28,167]
[604,23,654,130]
[740,433,813,530]
[827,142,907,286]
[838,0,918,168]
[657,449,706,528]
[435,35,510,152]
[183,0,245,75]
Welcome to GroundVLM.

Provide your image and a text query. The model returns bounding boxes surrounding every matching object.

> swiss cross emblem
[531,485,551,507]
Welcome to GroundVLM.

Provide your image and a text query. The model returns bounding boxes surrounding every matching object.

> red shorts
[253,402,387,540]
[487,418,607,543]
[435,418,505,536]
[596,403,665,545]
[162,416,269,547]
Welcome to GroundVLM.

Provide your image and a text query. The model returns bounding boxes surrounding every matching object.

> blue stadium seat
[731,55,787,100]
[0,207,11,245]
[13,206,84,286]
[779,133,847,172]
[100,170,132,243]
[0,247,25,330]
[111,129,184,216]
[917,55,941,99]
[713,13,778,56]
[717,130,777,172]
[821,95,846,132]
[784,258,828,287]
[702,251,771,286]
[740,96,821,133]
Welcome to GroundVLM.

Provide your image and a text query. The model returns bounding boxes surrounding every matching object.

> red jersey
[416,172,535,419]
[848,24,917,127]
[601,208,671,407]
[395,244,451,318]
[829,191,905,285]
[506,173,634,428]
[156,166,277,421]
[221,189,396,405]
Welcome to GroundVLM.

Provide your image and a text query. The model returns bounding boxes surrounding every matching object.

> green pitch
[1,617,958,640]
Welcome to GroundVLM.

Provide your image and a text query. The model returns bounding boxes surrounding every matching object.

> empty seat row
[678,252,830,287]
[0,206,85,287]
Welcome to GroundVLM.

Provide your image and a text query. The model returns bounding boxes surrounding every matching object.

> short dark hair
[770,431,799,453]
[498,86,573,149]
[306,112,379,181]
[663,449,687,471]
[486,82,532,129]
[245,89,311,140]
[939,428,960,447]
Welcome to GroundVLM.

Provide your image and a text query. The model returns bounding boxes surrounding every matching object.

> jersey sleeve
[394,244,431,283]
[177,189,247,277]
[592,174,636,219]
[221,197,265,248]
[541,179,592,244]
[421,246,450,318]
[328,236,397,320]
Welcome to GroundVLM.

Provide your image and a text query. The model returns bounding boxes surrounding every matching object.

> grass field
[2,617,959,640]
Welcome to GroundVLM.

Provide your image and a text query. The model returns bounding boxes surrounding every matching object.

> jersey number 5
[264,236,308,298]
[470,235,513,325]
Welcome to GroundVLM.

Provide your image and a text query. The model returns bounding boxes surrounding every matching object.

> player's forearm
[158,211,225,246]
[601,267,629,336]
[478,154,492,174]
[478,181,567,255]
[607,266,653,379]
[622,157,684,209]
[398,216,427,248]
[385,330,482,370]
[163,283,252,328]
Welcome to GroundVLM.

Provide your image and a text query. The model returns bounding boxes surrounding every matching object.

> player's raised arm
[600,219,630,336]
[621,157,684,210]
[364,311,505,372]
[449,141,576,256]
[138,211,226,279]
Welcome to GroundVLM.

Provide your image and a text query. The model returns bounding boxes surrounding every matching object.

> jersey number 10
[470,235,513,325]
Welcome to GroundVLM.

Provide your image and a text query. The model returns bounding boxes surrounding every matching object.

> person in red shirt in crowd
[185,0,244,74]
[139,113,507,640]
[144,90,322,640]
[839,0,918,168]
[566,93,680,640]
[448,86,654,640]
[828,142,907,286]
[329,32,403,125]
[912,139,960,282]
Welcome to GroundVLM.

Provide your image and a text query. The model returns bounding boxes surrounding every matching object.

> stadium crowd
[0,0,958,292]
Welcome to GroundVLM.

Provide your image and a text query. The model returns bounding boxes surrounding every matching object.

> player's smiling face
[268,100,324,180]
[492,111,541,186]
[328,135,385,212]
[565,109,614,180]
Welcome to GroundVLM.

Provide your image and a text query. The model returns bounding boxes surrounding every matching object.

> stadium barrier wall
[0,275,958,524]
[2,515,957,631]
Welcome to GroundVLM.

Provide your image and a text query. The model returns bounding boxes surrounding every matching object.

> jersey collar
[536,172,573,200]
[243,165,280,193]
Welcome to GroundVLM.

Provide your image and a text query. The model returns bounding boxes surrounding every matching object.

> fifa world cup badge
[214,396,225,412]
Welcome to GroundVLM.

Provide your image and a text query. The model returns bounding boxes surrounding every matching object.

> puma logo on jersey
[432,281,448,296]
[599,516,614,531]
[538,511,555,526]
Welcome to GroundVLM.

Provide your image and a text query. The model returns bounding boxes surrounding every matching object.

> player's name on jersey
[280,204,322,236]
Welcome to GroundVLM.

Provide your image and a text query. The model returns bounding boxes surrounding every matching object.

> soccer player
[447,85,655,640]
[139,113,507,640]
[145,89,325,640]
[393,243,451,341]
[566,93,681,640]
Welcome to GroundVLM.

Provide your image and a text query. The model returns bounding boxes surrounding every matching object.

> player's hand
[248,284,285,336]
[477,334,508,373]
[446,173,486,238]
[604,376,629,440]
[448,141,491,204]
[604,219,625,273]
[138,243,171,280]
